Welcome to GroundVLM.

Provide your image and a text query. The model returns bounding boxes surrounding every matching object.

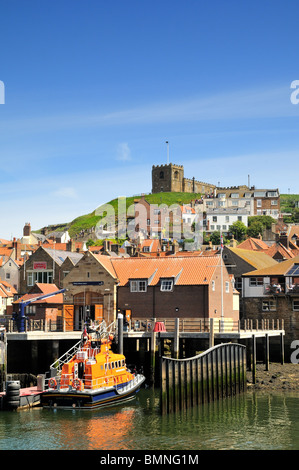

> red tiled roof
[106,255,222,286]
[0,279,17,297]
[237,237,269,251]
[265,243,295,260]
[14,283,63,304]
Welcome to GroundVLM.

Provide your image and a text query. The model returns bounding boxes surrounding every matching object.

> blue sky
[0,0,299,239]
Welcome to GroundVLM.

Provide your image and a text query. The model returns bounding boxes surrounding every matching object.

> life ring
[49,378,57,389]
[73,379,84,391]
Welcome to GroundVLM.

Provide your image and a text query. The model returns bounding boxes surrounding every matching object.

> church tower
[152,164,184,193]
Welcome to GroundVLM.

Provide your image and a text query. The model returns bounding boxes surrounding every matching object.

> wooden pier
[122,317,285,386]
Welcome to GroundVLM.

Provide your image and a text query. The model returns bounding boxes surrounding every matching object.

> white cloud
[51,187,78,199]
[0,85,297,135]
[116,142,131,161]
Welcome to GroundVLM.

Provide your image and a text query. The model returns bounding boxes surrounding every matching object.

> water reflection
[0,391,298,450]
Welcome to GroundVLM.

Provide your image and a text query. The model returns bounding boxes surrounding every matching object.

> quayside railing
[0,316,284,334]
[131,317,284,333]
[160,343,247,414]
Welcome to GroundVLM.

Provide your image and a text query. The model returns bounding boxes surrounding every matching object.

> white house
[206,208,249,234]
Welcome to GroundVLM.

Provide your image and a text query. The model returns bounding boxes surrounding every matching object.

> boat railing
[48,322,116,375]
[49,339,83,375]
[45,371,138,391]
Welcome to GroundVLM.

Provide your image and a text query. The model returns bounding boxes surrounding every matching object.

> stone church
[152,163,216,195]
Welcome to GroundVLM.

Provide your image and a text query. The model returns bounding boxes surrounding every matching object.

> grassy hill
[38,192,299,239]
[67,192,202,238]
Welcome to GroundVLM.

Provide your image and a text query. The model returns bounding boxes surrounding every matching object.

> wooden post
[174,317,179,359]
[265,333,269,371]
[0,328,7,393]
[252,335,256,384]
[209,318,214,348]
[280,332,284,365]
[150,318,156,385]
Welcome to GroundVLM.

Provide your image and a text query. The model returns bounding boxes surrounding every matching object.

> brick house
[111,255,239,323]
[62,251,118,330]
[19,246,83,294]
[62,253,239,330]
[222,246,278,297]
[242,255,299,358]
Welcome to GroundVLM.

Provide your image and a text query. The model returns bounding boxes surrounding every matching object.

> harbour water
[0,389,298,451]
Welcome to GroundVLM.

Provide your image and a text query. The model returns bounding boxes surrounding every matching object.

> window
[213,216,217,222]
[5,273,10,280]
[222,225,227,230]
[232,200,239,206]
[257,199,262,207]
[293,300,299,311]
[271,200,278,205]
[212,280,215,291]
[130,280,147,292]
[27,270,53,286]
[262,300,276,311]
[161,279,174,291]
[225,281,229,293]
[238,216,242,221]
[231,193,239,198]
[25,305,36,315]
[225,216,230,223]
[249,277,263,286]
[210,225,215,230]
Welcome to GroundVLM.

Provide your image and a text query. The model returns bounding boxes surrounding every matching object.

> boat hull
[41,375,145,410]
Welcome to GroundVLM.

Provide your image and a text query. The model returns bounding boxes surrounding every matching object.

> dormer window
[130,280,147,292]
[160,279,174,291]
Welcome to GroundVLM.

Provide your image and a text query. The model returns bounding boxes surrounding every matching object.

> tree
[248,215,276,230]
[246,221,264,238]
[229,221,247,241]
[209,231,228,246]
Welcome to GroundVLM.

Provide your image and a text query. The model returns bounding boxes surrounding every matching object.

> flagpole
[220,230,224,332]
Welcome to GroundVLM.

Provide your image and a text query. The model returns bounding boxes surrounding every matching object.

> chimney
[12,237,21,260]
[67,239,76,252]
[23,223,31,237]
[279,232,289,249]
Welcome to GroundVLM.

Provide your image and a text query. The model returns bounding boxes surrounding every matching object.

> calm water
[0,389,298,451]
